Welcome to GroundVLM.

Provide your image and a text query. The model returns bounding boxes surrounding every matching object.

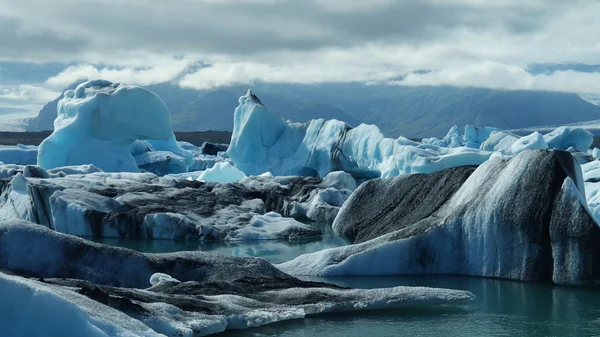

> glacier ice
[0,167,350,240]
[228,90,492,179]
[279,150,600,285]
[37,80,174,172]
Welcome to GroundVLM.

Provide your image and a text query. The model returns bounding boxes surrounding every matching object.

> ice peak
[246,89,264,106]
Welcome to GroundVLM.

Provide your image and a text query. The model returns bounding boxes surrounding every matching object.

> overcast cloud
[1,0,599,108]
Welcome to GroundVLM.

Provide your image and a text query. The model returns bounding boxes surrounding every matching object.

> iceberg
[279,150,600,285]
[37,80,174,172]
[228,90,492,179]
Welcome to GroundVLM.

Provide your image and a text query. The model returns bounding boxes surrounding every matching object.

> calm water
[92,237,600,337]
[88,235,348,264]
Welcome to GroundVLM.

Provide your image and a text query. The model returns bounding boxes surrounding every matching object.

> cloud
[179,61,401,89]
[0,0,599,98]
[0,84,61,116]
[0,0,597,66]
[0,85,60,103]
[390,62,600,94]
[45,59,198,88]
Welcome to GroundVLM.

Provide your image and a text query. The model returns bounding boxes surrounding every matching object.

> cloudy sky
[1,0,599,121]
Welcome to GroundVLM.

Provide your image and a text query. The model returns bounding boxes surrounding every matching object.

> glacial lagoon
[93,237,600,337]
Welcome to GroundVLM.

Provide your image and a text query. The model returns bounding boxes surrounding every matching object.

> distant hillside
[26,83,600,138]
[347,86,600,138]
[25,82,81,132]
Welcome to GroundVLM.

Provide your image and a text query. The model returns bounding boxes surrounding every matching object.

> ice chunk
[482,129,575,155]
[321,171,357,191]
[464,125,499,148]
[421,125,464,148]
[135,151,188,176]
[508,131,548,154]
[543,126,593,152]
[0,144,38,165]
[198,161,247,183]
[37,80,173,172]
[480,130,521,153]
[131,136,194,176]
[47,164,103,176]
[225,212,321,241]
[149,272,180,286]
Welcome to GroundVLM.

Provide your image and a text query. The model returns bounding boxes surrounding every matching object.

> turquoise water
[89,235,348,264]
[218,275,600,337]
[93,237,600,337]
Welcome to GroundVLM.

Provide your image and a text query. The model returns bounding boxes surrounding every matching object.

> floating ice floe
[0,221,475,337]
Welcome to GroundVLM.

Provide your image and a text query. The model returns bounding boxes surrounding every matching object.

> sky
[1,0,600,121]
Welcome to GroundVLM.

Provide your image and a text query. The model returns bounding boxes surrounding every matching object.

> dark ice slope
[282,150,600,285]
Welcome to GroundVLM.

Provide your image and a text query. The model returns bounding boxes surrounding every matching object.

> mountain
[26,82,600,138]
[341,86,600,137]
[527,63,600,74]
[27,83,362,132]
[25,81,82,132]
